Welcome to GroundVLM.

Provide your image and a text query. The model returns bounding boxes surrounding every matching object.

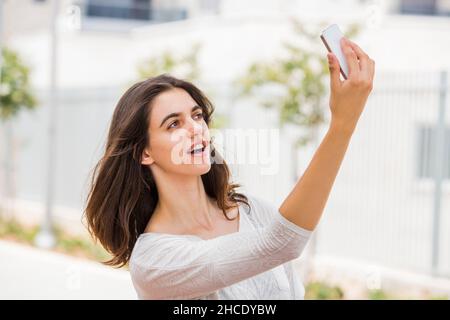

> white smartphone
[320,24,349,80]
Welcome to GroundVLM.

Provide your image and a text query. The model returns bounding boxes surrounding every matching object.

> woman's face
[141,88,211,176]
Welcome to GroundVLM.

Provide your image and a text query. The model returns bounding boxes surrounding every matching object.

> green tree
[0,47,37,120]
[0,47,37,219]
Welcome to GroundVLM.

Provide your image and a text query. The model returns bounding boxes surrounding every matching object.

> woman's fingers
[346,40,374,80]
[327,53,342,90]
[340,38,359,77]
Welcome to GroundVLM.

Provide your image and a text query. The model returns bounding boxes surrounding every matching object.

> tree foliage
[0,48,37,121]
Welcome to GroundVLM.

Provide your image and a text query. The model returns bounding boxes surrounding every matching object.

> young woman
[85,38,375,300]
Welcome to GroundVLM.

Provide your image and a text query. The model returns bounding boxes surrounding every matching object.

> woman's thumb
[327,53,341,89]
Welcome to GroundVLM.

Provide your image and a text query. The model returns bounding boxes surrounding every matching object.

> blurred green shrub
[305,281,345,300]
[0,214,111,263]
[0,47,37,121]
[368,289,390,300]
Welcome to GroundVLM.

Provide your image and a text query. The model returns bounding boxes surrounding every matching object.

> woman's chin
[188,158,212,172]
[197,164,212,175]
[178,162,211,176]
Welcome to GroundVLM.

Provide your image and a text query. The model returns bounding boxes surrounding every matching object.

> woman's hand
[327,38,375,135]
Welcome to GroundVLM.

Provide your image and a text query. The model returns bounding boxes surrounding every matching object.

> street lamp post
[35,0,60,249]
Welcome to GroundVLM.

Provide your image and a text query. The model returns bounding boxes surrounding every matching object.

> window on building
[86,0,151,20]
[399,0,450,16]
[416,124,450,180]
[84,0,187,22]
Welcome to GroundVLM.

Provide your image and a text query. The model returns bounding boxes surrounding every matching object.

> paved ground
[0,240,137,299]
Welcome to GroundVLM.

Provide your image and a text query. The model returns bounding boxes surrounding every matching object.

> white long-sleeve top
[129,193,313,300]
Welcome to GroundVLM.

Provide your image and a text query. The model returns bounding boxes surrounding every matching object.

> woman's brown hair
[84,74,249,268]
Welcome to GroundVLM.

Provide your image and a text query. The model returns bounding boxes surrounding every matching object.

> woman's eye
[195,113,204,120]
[168,120,178,129]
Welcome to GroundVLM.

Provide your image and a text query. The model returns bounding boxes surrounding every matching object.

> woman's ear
[141,147,155,165]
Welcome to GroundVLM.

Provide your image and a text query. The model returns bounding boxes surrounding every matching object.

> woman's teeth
[190,144,204,154]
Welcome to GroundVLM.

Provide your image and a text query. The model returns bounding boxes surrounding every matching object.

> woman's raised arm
[279,38,375,231]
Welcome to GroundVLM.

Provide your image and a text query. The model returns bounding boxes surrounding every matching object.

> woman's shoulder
[242,192,281,227]
[130,232,199,272]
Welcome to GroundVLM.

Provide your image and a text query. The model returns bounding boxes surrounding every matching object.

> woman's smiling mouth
[187,139,209,156]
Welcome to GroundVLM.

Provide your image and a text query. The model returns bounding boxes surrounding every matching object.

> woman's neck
[152,173,217,232]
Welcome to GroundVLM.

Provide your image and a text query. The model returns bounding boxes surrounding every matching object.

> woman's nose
[186,118,203,135]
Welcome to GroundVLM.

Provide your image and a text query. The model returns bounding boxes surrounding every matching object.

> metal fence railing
[312,70,450,277]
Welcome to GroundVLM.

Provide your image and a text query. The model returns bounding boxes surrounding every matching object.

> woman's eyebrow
[159,105,202,128]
